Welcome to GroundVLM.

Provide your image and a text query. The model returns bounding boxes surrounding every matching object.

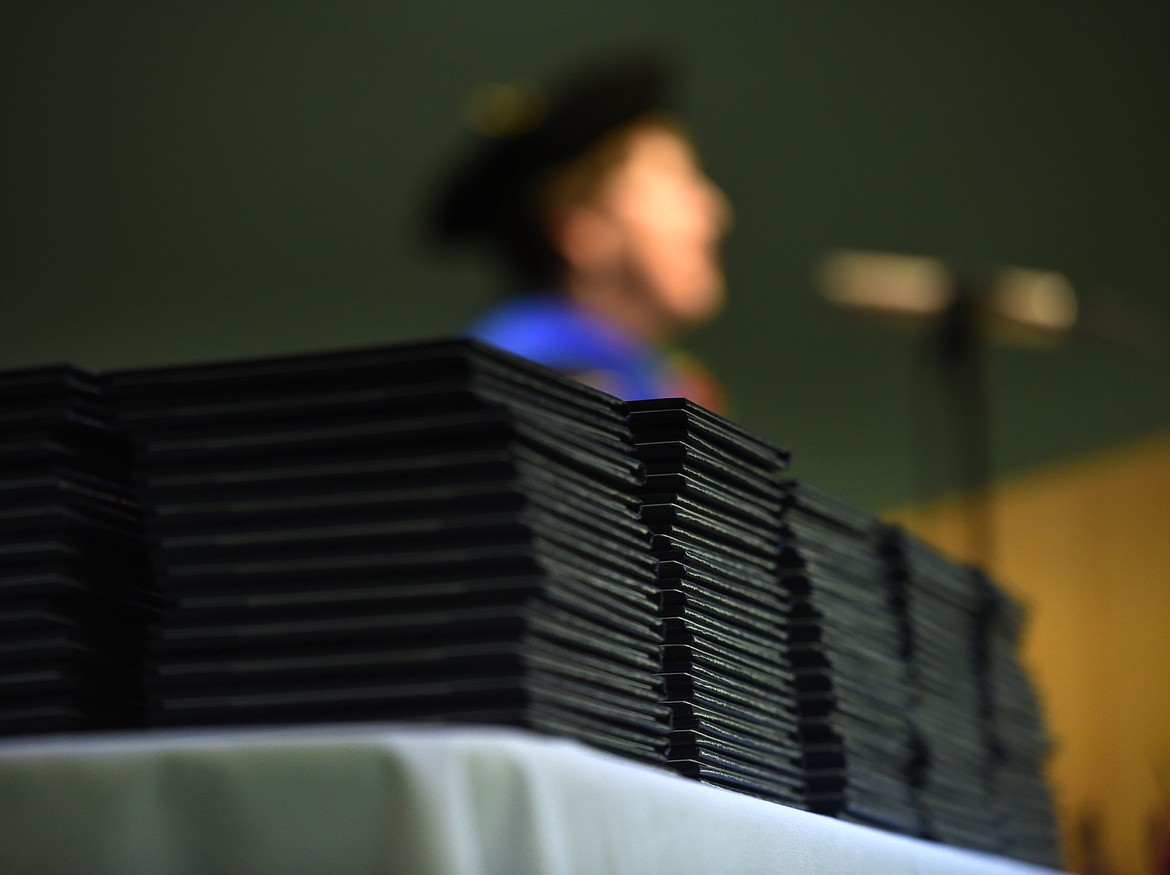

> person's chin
[688,271,726,320]
[670,284,725,328]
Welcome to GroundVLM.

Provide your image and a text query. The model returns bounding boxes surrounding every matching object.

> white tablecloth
[0,724,1061,875]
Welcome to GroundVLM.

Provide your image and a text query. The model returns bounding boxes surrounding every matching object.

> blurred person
[431,54,730,411]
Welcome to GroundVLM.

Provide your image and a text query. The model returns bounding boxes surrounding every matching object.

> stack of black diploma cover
[0,340,1061,867]
[105,340,669,764]
[0,366,152,733]
[628,398,804,806]
[780,482,921,833]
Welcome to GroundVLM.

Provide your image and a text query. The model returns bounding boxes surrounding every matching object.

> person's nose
[703,175,733,237]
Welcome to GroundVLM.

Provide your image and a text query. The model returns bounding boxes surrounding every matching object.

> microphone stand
[934,280,995,569]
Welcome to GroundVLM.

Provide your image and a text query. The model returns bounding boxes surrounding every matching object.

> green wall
[3,0,1168,512]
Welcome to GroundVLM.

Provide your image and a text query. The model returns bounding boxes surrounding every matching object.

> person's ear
[550,205,624,274]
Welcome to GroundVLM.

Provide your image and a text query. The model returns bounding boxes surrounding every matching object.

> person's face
[592,125,730,331]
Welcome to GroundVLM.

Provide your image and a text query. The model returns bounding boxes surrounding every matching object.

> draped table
[0,724,1061,875]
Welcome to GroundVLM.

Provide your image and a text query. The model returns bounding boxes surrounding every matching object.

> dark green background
[4,0,1168,513]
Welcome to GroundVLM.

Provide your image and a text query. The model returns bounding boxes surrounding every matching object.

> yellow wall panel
[889,430,1170,875]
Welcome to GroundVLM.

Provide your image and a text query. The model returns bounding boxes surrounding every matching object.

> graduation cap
[430,52,677,285]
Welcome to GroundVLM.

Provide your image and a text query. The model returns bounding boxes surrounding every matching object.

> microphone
[815,249,1164,358]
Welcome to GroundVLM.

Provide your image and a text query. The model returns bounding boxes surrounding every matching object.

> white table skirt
[0,724,1061,875]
